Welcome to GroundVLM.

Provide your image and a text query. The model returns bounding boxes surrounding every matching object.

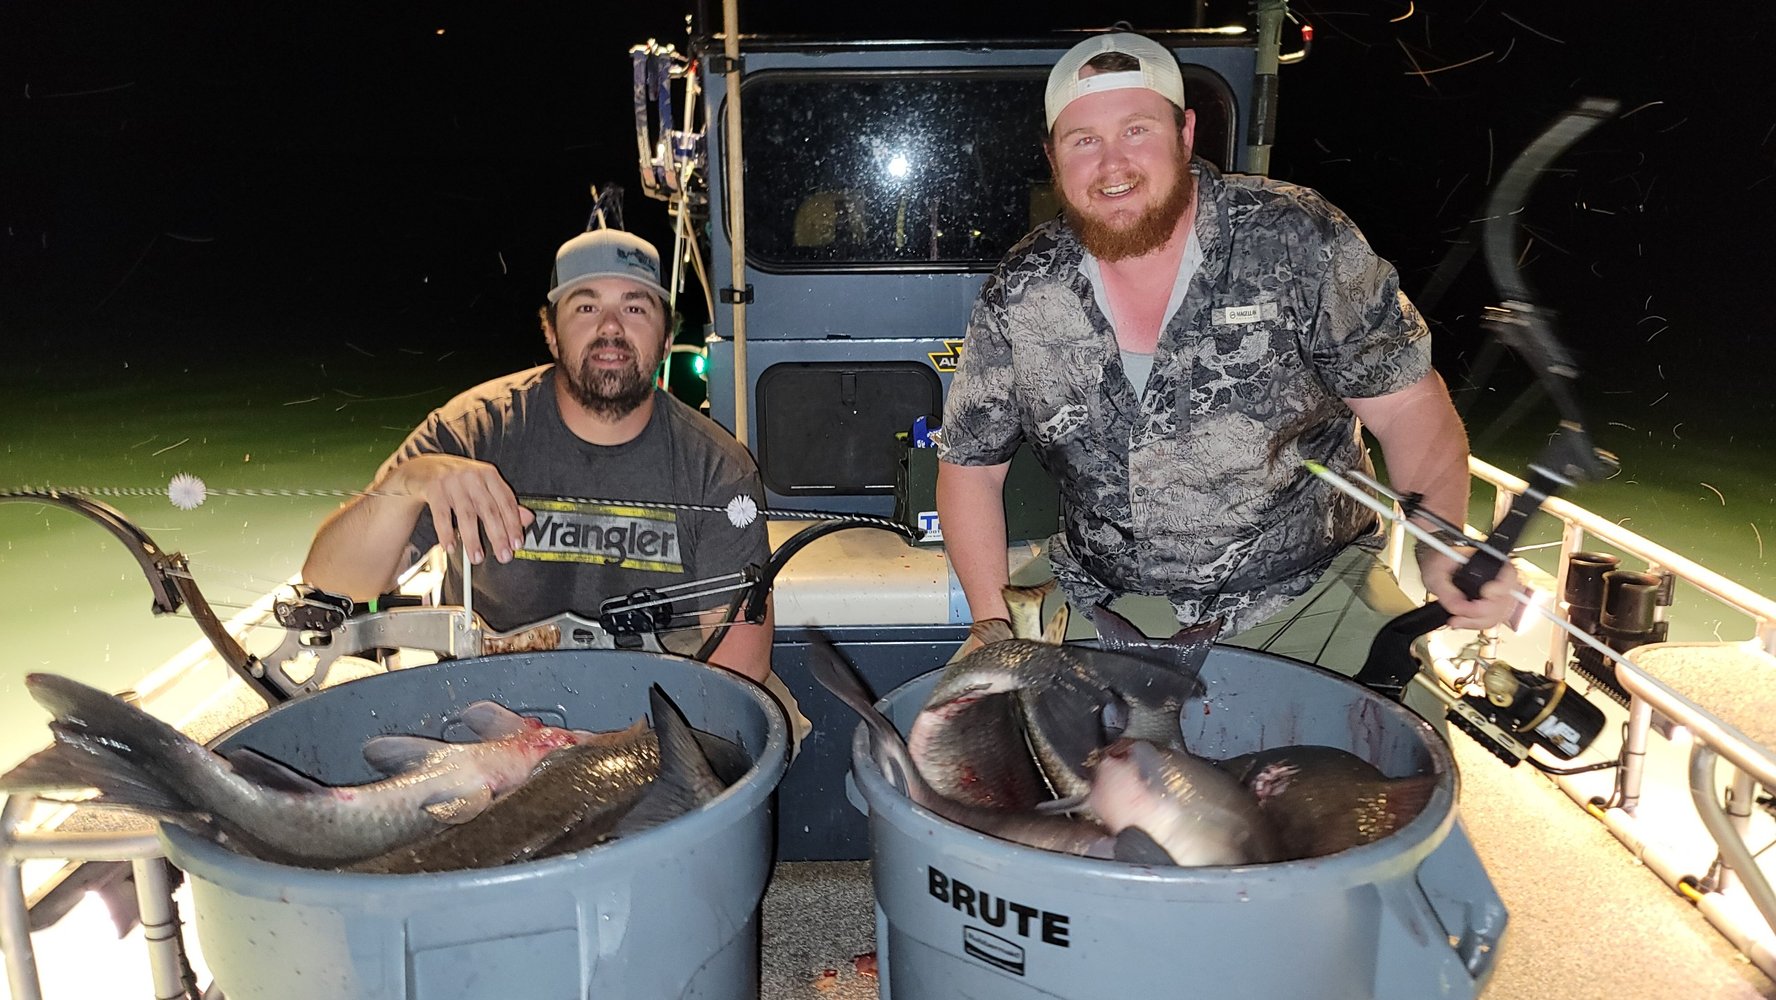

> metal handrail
[1469,456,1776,654]
[1,797,188,1000]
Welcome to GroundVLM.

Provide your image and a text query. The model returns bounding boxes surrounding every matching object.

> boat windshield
[738,67,1235,270]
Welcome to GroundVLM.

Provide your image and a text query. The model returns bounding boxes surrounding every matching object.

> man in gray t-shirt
[303,229,776,685]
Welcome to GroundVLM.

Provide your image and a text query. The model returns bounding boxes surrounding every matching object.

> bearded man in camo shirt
[936,32,1515,675]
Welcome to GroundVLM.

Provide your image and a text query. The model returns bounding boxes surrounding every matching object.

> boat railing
[0,798,184,1000]
[1411,454,1776,977]
[1467,456,1776,659]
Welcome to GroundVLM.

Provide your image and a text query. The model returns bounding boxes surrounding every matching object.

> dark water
[0,343,527,768]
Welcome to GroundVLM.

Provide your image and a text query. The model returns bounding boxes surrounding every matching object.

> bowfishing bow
[5,483,917,703]
[0,490,288,704]
[1353,98,1624,702]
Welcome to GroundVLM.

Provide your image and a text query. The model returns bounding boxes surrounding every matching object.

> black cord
[692,517,918,661]
[1528,756,1619,776]
[1531,723,1626,777]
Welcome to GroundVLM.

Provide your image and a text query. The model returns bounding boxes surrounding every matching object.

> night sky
[6,2,1776,427]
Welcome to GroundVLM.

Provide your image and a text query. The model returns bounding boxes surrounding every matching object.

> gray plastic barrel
[850,645,1507,999]
[160,650,790,1000]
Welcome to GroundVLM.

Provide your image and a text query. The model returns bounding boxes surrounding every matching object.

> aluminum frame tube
[1689,745,1776,941]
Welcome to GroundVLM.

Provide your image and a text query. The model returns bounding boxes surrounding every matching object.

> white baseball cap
[1045,32,1187,130]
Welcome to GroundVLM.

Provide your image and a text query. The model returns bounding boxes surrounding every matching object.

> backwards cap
[547,229,670,304]
[1045,32,1187,130]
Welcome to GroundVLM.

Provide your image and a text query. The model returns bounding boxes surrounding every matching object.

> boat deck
[7,530,1776,999]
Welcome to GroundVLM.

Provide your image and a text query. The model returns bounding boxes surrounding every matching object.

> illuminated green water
[0,344,518,769]
[2,347,1771,772]
[1459,394,1776,643]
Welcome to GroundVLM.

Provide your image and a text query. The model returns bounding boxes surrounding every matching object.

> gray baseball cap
[547,229,671,304]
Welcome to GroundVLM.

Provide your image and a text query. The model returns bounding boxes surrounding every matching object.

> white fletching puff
[726,495,759,528]
[167,473,208,511]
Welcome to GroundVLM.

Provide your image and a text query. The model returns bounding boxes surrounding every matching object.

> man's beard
[1060,154,1195,262]
[560,339,656,420]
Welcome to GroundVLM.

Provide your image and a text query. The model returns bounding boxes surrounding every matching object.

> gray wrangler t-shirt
[940,159,1431,635]
[385,366,768,635]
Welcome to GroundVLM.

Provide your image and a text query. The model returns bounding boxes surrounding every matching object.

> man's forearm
[302,492,428,601]
[707,600,775,683]
[1346,371,1471,531]
[936,460,1013,622]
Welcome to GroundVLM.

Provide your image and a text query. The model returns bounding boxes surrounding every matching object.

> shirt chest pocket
[1186,309,1304,418]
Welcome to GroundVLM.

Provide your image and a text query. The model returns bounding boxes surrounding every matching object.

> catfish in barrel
[1088,738,1282,866]
[1220,745,1439,860]
[810,639,1141,859]
[0,673,588,865]
[918,637,1205,804]
[351,685,733,873]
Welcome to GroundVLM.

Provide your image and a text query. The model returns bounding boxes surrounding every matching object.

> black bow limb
[1355,99,1623,702]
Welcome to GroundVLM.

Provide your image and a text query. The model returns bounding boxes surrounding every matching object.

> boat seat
[1622,641,1776,746]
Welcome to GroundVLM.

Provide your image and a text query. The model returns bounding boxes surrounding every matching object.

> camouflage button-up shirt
[939,160,1430,634]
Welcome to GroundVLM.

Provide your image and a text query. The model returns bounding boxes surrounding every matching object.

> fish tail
[2,726,203,821]
[1003,580,1056,641]
[807,638,942,806]
[9,674,222,813]
[25,674,203,764]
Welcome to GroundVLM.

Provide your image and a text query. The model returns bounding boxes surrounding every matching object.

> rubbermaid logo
[963,926,1026,976]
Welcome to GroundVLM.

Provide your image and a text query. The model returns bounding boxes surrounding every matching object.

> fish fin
[1003,580,1056,640]
[1032,792,1090,815]
[361,735,455,776]
[1089,609,1218,691]
[807,637,931,801]
[423,785,494,824]
[1040,603,1071,645]
[1112,827,1177,866]
[692,731,754,786]
[613,686,726,837]
[2,733,198,821]
[1,741,104,793]
[220,748,326,794]
[456,700,534,740]
[1089,604,1150,649]
[22,674,200,773]
[951,619,1014,663]
[1379,774,1440,832]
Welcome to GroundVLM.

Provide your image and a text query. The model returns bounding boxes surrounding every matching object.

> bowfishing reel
[1445,660,1607,765]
